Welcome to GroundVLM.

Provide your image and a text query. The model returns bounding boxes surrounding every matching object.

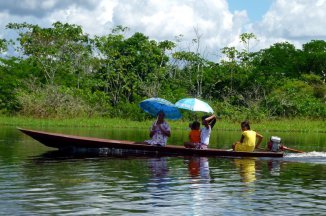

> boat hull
[18,128,284,158]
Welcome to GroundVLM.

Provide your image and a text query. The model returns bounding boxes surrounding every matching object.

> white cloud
[47,0,117,36]
[250,0,326,50]
[109,0,249,58]
[1,0,326,61]
[2,0,249,60]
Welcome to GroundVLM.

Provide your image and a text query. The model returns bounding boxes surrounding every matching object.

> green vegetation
[0,22,325,121]
[1,116,325,133]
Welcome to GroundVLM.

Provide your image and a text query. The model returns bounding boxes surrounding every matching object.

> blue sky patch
[227,0,273,21]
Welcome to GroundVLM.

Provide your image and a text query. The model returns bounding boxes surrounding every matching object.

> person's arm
[255,132,264,149]
[149,129,155,138]
[205,114,217,128]
[240,135,245,143]
[158,123,171,137]
[205,114,216,123]
[150,123,158,138]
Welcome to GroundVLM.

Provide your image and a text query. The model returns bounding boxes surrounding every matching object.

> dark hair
[192,121,200,130]
[202,115,209,120]
[241,121,250,130]
[202,115,216,129]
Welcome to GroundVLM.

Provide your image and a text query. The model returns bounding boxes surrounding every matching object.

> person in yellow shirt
[232,121,263,152]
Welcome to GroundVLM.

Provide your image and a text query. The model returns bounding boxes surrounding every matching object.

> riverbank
[1,116,325,133]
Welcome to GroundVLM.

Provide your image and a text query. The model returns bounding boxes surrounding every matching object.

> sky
[228,0,273,21]
[0,0,326,61]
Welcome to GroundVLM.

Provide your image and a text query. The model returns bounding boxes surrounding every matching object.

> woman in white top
[198,114,216,149]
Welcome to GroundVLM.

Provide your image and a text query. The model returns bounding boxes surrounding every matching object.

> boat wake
[283,151,326,164]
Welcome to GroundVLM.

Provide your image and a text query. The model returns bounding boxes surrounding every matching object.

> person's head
[241,121,250,131]
[189,123,193,129]
[192,121,200,130]
[157,111,165,122]
[201,115,209,126]
[201,115,216,128]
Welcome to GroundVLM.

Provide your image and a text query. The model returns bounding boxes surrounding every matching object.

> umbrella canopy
[139,98,182,120]
[175,98,214,113]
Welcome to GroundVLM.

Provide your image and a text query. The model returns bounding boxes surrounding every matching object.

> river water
[0,126,325,215]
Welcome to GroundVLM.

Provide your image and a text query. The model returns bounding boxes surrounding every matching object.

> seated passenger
[185,114,216,150]
[232,121,263,152]
[144,111,171,147]
[184,121,201,148]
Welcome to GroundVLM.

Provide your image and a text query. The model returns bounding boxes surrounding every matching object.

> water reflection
[233,158,256,183]
[186,157,210,180]
[148,157,169,178]
[268,159,281,176]
[145,157,171,208]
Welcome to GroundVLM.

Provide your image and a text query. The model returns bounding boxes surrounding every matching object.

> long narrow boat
[18,128,284,158]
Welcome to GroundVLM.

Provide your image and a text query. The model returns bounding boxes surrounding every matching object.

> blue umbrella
[175,98,214,113]
[139,98,182,120]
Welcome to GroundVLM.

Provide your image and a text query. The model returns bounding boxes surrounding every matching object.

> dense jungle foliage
[0,22,325,121]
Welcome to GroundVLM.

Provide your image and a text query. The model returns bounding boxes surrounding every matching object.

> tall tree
[94,27,172,105]
[301,40,326,82]
[6,22,93,86]
[239,33,257,53]
[252,42,300,79]
[172,28,209,98]
[0,57,37,112]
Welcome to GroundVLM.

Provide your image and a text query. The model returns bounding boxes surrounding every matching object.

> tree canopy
[0,22,325,120]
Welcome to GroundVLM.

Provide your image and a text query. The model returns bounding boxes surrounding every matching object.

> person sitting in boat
[232,121,263,152]
[144,111,171,147]
[185,114,216,150]
[184,121,201,148]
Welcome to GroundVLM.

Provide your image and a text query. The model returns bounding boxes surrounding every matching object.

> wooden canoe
[18,128,284,158]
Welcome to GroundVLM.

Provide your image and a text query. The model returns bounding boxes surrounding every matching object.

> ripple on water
[1,150,326,215]
[284,151,326,164]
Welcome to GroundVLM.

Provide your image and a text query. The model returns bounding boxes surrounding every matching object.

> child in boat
[184,121,201,148]
[232,121,263,152]
[185,114,216,149]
